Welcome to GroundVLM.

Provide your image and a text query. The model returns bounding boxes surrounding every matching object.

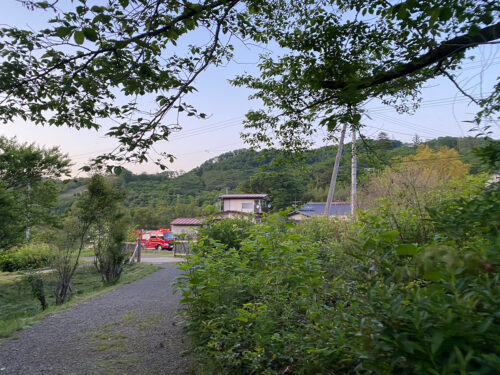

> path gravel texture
[0,262,190,375]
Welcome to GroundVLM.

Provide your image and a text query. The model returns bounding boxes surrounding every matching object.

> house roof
[170,217,203,226]
[296,202,351,217]
[219,194,270,200]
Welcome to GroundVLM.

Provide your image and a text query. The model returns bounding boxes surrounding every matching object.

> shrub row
[177,181,500,374]
[0,243,53,272]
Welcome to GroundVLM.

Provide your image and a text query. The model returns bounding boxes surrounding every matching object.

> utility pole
[351,128,357,215]
[324,122,348,217]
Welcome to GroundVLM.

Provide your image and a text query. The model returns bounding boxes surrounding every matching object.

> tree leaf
[431,331,444,354]
[74,31,85,45]
[54,27,73,38]
[83,27,98,42]
[396,244,418,256]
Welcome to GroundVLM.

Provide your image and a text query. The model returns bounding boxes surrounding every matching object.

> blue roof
[297,202,351,217]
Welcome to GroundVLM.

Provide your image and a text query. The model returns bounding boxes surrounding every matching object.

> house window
[242,202,253,210]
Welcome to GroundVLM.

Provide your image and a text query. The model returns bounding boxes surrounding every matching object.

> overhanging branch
[322,22,500,91]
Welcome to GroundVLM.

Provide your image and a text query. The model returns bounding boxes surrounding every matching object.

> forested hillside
[57,136,491,227]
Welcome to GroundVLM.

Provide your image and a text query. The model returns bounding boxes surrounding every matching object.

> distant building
[218,194,270,215]
[169,194,271,236]
[289,201,351,221]
[170,217,203,237]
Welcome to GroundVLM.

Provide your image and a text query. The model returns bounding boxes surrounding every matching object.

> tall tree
[1,1,497,167]
[0,181,23,250]
[0,137,71,246]
[0,0,250,169]
[232,0,499,151]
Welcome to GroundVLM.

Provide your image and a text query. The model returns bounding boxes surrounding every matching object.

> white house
[218,194,270,215]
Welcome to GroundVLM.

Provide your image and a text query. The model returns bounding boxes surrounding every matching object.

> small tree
[52,174,126,304]
[52,215,92,305]
[23,272,48,311]
[87,175,127,284]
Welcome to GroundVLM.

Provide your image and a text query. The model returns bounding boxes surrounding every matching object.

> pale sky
[1,1,499,176]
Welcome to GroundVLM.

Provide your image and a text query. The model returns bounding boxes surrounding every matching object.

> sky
[1,1,499,176]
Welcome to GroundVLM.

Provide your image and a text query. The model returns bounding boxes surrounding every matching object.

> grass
[141,250,175,256]
[80,249,176,257]
[79,248,94,257]
[0,263,160,339]
[84,308,166,374]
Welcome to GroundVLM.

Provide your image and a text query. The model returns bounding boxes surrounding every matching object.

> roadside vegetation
[0,138,159,338]
[0,263,159,338]
[177,154,499,374]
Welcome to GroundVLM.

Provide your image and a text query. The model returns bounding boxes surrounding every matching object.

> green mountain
[57,136,491,227]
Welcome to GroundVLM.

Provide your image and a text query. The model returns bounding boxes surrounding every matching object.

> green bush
[177,180,500,374]
[177,215,336,374]
[197,216,255,250]
[0,243,53,272]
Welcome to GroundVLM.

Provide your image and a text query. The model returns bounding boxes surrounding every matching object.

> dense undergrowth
[177,176,500,374]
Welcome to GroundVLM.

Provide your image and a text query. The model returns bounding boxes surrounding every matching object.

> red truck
[139,229,175,250]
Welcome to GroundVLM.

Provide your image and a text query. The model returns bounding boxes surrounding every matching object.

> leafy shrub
[0,243,53,272]
[22,272,48,310]
[178,179,500,374]
[197,217,254,250]
[177,215,339,374]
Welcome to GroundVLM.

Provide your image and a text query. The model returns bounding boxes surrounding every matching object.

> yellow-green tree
[361,145,469,209]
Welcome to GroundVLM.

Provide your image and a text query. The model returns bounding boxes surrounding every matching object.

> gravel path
[0,263,190,375]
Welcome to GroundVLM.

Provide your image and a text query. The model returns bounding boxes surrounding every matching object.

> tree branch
[322,22,500,91]
[9,0,239,89]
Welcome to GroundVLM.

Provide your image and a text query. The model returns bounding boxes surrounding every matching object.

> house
[218,194,270,215]
[288,201,351,221]
[170,217,203,237]
[169,194,270,236]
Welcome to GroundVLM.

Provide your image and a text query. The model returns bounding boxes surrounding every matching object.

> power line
[366,92,493,114]
[369,113,445,138]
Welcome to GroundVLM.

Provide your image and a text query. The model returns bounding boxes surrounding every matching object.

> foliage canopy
[0,1,497,165]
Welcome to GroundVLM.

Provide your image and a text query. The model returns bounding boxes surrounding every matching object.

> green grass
[79,248,94,257]
[84,308,166,374]
[0,263,160,339]
[141,250,175,256]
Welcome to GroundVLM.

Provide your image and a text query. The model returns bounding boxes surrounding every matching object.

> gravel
[0,263,191,375]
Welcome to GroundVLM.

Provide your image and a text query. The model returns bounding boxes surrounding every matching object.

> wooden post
[137,237,141,263]
[129,237,142,263]
[324,122,348,217]
[351,128,357,215]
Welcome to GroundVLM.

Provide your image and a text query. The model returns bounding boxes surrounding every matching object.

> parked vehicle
[140,229,175,250]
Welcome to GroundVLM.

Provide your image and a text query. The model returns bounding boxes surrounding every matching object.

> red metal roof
[219,194,269,200]
[170,217,203,226]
